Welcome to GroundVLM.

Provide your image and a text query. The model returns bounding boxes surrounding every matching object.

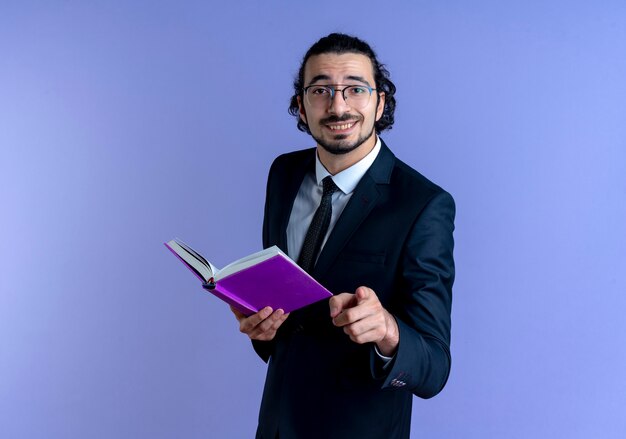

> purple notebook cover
[216,255,332,315]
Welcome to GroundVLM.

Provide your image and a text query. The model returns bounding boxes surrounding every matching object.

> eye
[309,86,330,95]
[347,86,368,95]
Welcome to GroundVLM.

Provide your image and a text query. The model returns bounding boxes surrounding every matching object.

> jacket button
[294,324,304,334]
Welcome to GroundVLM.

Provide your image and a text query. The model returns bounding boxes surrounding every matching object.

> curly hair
[288,33,397,134]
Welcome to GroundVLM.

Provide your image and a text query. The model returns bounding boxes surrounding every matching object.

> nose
[328,89,350,114]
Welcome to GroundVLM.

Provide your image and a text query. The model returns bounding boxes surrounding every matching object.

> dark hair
[288,33,397,134]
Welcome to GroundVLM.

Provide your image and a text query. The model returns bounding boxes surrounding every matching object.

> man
[231,33,455,439]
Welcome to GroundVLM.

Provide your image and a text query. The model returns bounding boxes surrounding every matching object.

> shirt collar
[315,137,382,194]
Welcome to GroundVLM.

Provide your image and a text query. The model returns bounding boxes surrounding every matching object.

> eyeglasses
[303,84,377,109]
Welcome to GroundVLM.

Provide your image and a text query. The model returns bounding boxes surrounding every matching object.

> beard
[310,115,376,156]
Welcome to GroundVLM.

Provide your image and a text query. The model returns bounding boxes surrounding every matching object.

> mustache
[320,115,361,124]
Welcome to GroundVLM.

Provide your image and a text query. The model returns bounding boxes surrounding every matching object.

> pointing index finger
[329,293,355,318]
[355,286,371,303]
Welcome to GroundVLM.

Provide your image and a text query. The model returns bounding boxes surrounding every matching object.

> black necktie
[298,176,339,273]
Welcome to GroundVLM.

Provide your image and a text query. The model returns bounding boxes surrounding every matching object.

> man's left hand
[330,286,399,356]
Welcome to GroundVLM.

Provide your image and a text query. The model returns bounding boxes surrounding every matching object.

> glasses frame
[303,84,378,109]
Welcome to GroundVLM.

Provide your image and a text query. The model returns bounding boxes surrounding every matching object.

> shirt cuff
[374,345,395,369]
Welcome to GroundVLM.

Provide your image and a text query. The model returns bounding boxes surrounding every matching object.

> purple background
[2,2,625,438]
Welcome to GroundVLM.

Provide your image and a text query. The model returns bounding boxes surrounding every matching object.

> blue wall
[1,1,625,437]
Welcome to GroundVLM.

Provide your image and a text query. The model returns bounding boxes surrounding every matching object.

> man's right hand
[230,306,289,341]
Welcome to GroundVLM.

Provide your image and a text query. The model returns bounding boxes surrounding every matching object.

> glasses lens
[305,85,372,109]
[306,86,332,108]
[344,86,372,108]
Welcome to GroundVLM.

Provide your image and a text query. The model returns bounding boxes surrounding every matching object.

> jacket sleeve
[372,190,456,398]
[252,339,273,363]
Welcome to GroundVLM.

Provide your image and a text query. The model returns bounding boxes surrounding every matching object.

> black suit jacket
[253,141,455,439]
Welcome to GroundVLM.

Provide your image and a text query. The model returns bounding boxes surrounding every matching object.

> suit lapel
[313,142,396,279]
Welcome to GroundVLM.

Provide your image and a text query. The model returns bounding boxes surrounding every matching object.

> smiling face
[298,53,385,158]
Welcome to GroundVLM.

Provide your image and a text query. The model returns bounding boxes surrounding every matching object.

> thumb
[329,293,356,318]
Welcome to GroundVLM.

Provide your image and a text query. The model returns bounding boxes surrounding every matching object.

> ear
[375,92,385,122]
[297,95,308,124]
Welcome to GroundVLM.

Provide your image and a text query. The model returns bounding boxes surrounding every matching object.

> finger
[333,294,384,327]
[251,309,284,336]
[240,306,273,333]
[251,311,291,341]
[329,293,356,318]
[355,286,372,304]
[332,298,374,327]
[270,311,290,332]
[345,327,382,345]
[342,317,385,341]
